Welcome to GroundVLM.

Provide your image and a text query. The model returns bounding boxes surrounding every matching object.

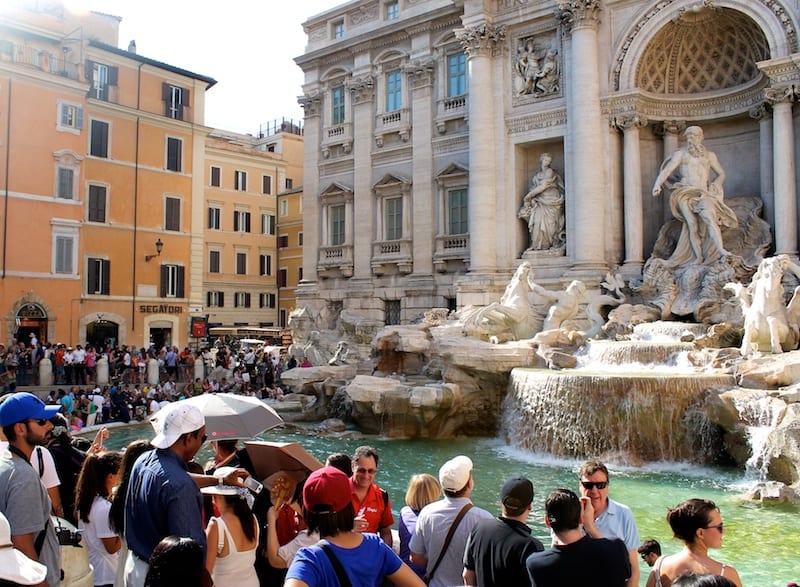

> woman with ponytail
[74,450,123,587]
[202,484,259,587]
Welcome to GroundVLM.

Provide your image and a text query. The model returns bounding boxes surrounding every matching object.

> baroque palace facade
[295,0,800,324]
[0,3,300,349]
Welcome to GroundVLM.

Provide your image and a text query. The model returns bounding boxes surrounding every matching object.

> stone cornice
[556,0,601,33]
[506,108,567,134]
[601,81,768,121]
[759,56,800,86]
[456,23,507,58]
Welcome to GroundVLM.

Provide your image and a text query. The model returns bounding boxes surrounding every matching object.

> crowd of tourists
[0,389,762,587]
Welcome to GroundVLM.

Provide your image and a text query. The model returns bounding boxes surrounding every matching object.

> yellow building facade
[0,4,215,349]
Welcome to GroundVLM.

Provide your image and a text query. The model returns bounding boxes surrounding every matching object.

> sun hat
[439,455,473,492]
[500,476,534,509]
[200,485,239,496]
[0,512,47,584]
[149,403,205,449]
[303,466,352,513]
[0,392,61,427]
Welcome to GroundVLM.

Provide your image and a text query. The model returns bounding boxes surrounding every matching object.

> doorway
[86,320,119,351]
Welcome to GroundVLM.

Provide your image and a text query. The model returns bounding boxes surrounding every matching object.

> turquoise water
[97,425,799,586]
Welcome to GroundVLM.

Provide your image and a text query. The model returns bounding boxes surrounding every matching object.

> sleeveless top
[211,515,259,587]
[653,555,731,586]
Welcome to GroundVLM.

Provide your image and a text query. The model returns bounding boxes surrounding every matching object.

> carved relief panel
[512,32,562,106]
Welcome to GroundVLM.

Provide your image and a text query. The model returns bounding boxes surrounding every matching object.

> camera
[56,527,83,547]
[243,476,263,494]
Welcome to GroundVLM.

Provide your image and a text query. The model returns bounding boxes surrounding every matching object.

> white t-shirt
[278,530,320,566]
[149,399,160,414]
[78,496,119,585]
[0,443,60,489]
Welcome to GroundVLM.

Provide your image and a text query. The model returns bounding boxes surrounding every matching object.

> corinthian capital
[298,91,322,117]
[764,85,798,106]
[556,0,601,32]
[455,23,506,58]
[348,75,375,105]
[613,113,648,131]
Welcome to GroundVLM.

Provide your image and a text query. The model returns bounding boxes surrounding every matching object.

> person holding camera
[0,392,63,587]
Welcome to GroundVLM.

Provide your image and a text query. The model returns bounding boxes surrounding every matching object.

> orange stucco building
[0,4,216,350]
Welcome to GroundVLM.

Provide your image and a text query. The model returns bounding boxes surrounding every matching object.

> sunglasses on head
[581,481,608,490]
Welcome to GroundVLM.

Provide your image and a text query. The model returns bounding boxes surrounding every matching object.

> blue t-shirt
[286,533,402,587]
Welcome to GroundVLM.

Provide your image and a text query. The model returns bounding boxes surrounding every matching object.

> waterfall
[503,368,735,463]
[732,392,786,480]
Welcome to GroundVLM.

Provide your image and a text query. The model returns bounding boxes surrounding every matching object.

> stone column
[766,87,798,257]
[349,74,376,278]
[556,0,606,272]
[456,23,505,274]
[658,120,686,224]
[407,58,435,279]
[750,103,774,234]
[615,114,647,275]
[297,92,322,298]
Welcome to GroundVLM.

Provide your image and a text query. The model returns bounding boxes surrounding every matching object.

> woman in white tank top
[203,485,259,587]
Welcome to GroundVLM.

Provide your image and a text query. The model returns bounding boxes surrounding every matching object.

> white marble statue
[519,153,566,250]
[725,255,800,355]
[516,40,559,96]
[530,279,586,331]
[652,125,738,265]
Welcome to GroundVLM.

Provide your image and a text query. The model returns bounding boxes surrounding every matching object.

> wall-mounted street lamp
[145,238,163,262]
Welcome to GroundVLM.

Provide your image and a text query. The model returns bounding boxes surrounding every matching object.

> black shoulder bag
[319,542,354,587]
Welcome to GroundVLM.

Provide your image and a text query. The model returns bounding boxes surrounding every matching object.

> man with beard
[0,392,62,587]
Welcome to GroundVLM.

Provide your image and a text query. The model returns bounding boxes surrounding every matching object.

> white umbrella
[176,393,283,441]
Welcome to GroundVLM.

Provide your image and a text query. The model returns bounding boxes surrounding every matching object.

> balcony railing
[1,43,80,81]
[435,94,468,133]
[374,108,410,146]
[433,234,470,270]
[321,122,353,155]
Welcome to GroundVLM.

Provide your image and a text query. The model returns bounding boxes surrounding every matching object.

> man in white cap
[122,402,243,587]
[409,455,492,587]
[0,511,48,586]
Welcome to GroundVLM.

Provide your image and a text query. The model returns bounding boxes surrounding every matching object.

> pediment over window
[320,182,353,204]
[435,163,468,181]
[373,173,411,192]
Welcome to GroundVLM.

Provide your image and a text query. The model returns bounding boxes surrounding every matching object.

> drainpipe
[2,79,11,278]
[131,62,143,332]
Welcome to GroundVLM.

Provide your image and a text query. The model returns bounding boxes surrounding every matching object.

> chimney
[127,40,137,54]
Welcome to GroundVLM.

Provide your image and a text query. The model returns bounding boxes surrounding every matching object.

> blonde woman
[203,485,259,587]
[646,499,742,587]
[399,474,441,578]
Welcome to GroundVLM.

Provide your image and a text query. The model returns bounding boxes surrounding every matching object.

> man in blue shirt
[579,460,640,587]
[123,403,239,587]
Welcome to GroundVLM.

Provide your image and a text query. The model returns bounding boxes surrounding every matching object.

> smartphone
[243,476,263,494]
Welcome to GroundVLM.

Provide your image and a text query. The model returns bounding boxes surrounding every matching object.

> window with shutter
[88,185,107,222]
[278,269,287,288]
[90,120,109,158]
[235,170,247,191]
[262,175,271,194]
[236,253,247,275]
[209,250,220,273]
[57,168,74,199]
[163,83,187,120]
[211,166,221,187]
[165,197,180,231]
[259,254,271,276]
[278,235,289,248]
[58,101,83,132]
[161,264,184,297]
[208,207,220,230]
[54,236,74,274]
[166,137,182,172]
[87,258,110,294]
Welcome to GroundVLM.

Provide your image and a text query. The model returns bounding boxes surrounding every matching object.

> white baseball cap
[0,512,47,585]
[150,403,205,449]
[439,455,473,492]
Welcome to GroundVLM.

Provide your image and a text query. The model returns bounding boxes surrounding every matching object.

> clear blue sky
[69,0,338,134]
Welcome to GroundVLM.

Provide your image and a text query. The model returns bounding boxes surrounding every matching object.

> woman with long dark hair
[646,499,742,587]
[74,451,123,587]
[203,485,259,587]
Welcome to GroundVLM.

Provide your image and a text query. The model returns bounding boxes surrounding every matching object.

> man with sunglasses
[579,460,641,587]
[0,392,62,587]
[123,402,244,587]
[350,445,394,546]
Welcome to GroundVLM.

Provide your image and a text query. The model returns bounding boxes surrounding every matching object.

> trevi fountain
[283,125,800,510]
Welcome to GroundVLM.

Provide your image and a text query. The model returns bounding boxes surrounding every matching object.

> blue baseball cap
[0,393,61,427]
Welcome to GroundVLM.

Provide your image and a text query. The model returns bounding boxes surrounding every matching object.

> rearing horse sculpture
[725,255,800,355]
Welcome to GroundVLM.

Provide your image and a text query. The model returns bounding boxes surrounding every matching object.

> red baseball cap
[303,466,352,513]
